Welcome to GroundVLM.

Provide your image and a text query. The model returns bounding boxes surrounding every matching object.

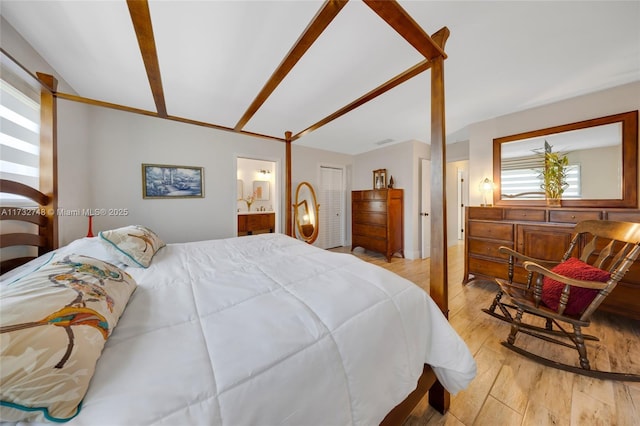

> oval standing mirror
[293,182,320,244]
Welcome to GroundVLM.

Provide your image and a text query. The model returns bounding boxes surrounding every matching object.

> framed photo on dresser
[373,169,387,190]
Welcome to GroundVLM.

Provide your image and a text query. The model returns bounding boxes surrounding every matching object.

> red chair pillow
[540,257,611,316]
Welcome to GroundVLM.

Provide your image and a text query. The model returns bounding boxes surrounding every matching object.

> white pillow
[99,225,165,268]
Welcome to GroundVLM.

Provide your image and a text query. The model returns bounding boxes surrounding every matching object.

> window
[500,161,581,199]
[0,52,41,206]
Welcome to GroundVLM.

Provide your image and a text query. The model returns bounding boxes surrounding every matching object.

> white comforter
[28,233,475,425]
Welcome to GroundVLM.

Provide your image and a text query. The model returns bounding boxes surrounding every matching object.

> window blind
[0,55,41,206]
[500,164,581,199]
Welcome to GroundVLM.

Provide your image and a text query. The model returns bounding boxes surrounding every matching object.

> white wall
[468,82,640,206]
[570,146,620,199]
[82,106,286,243]
[57,100,91,244]
[59,103,358,246]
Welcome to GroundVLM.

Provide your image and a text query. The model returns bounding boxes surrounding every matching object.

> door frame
[235,155,280,234]
[318,163,346,248]
[421,158,431,259]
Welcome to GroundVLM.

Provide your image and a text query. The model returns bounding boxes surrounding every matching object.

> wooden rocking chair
[483,220,640,381]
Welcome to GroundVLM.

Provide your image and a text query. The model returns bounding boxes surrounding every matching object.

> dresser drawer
[504,209,545,222]
[549,210,601,223]
[353,223,386,239]
[468,221,513,241]
[353,190,388,201]
[606,211,640,222]
[468,257,529,284]
[353,200,387,213]
[353,211,386,226]
[467,207,503,220]
[468,239,513,259]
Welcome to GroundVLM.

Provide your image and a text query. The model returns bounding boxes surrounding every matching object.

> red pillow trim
[540,257,610,316]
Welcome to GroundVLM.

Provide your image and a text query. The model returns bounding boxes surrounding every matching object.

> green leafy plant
[539,140,569,200]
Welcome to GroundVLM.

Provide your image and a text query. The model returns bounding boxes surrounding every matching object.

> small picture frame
[253,180,270,200]
[142,164,204,199]
[373,169,387,190]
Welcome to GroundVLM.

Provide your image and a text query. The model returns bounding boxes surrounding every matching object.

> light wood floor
[330,243,640,426]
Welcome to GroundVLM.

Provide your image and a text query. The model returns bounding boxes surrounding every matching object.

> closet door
[319,166,344,249]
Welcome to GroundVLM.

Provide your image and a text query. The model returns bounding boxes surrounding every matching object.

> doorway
[420,159,431,259]
[236,157,277,235]
[457,168,465,240]
[318,165,345,249]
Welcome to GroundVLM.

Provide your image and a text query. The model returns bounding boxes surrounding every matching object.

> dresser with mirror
[465,110,640,319]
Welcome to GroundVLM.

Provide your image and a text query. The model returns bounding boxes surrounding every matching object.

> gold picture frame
[373,169,387,190]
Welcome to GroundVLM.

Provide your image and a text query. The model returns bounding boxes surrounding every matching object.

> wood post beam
[36,72,58,252]
[427,27,450,413]
[428,31,449,316]
[363,1,446,60]
[235,0,348,131]
[285,131,293,237]
[55,92,286,143]
[294,59,432,141]
[127,0,168,117]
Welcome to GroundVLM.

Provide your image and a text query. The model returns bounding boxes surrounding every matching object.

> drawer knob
[571,215,576,219]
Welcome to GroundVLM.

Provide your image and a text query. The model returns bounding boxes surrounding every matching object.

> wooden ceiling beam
[293,59,432,141]
[55,92,285,143]
[363,0,446,60]
[234,0,348,131]
[127,0,168,117]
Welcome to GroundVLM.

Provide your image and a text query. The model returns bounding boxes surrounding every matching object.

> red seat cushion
[540,257,611,316]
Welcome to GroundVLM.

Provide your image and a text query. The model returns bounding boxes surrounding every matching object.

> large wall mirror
[493,110,638,208]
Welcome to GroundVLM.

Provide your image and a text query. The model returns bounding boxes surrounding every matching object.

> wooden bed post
[428,28,450,317]
[36,72,58,252]
[285,131,292,237]
[428,28,451,414]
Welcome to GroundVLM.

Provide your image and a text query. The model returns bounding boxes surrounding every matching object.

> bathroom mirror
[293,182,319,244]
[493,110,638,208]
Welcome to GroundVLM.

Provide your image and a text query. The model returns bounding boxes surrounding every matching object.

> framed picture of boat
[142,164,204,199]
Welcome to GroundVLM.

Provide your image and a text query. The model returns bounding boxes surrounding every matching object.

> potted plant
[539,141,569,207]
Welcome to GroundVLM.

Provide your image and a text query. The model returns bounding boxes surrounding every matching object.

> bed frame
[1,1,453,423]
[0,179,56,274]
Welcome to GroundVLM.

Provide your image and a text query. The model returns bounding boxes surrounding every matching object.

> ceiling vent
[375,138,395,146]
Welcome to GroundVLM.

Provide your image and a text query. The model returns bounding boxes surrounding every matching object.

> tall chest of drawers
[464,206,640,319]
[351,189,404,262]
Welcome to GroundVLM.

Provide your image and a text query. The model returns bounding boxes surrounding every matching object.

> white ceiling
[1,1,639,155]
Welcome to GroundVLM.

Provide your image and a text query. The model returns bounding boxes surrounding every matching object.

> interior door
[421,159,431,259]
[319,166,344,249]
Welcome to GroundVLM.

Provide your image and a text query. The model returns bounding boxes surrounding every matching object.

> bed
[1,219,476,425]
[2,1,472,422]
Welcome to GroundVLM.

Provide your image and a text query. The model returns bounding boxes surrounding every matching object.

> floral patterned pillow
[99,225,165,268]
[0,254,137,422]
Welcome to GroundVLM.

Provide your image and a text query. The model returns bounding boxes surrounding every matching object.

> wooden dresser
[464,206,640,319]
[351,189,404,262]
[237,212,275,236]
